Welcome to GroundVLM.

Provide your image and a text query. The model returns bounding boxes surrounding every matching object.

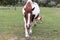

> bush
[56,4,60,8]
[0,0,18,6]
[38,0,48,6]
[47,1,57,7]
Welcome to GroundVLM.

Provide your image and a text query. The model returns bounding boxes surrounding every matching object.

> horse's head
[24,2,35,29]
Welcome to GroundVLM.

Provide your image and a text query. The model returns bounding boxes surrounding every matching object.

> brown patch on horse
[31,15,35,22]
[24,2,32,13]
[24,2,34,23]
[24,1,33,29]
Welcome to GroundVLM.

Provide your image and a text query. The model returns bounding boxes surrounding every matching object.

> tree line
[0,0,60,7]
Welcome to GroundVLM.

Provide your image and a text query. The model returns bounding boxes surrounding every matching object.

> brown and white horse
[22,0,42,39]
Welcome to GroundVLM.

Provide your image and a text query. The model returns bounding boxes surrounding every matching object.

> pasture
[0,7,60,40]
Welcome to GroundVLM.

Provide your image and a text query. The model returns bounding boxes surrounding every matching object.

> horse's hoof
[25,37,30,40]
[29,32,32,35]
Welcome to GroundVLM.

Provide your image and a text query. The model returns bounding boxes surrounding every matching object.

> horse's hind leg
[37,16,42,23]
[33,19,38,26]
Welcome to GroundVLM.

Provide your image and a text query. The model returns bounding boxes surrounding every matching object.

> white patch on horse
[27,13,30,27]
[32,2,40,18]
[27,0,32,3]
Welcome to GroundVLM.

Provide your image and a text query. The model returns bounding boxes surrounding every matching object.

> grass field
[0,7,60,40]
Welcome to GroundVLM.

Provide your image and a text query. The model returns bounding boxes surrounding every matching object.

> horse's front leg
[25,25,29,37]
[24,18,29,38]
[29,26,32,34]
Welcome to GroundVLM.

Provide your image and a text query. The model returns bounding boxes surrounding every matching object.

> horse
[22,0,42,39]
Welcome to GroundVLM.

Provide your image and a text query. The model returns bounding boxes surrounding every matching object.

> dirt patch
[8,37,17,40]
[0,34,18,40]
[56,10,60,16]
[0,33,60,40]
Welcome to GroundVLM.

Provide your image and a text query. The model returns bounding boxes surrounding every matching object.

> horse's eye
[31,15,35,22]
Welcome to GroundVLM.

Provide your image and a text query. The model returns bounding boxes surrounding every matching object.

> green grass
[0,7,60,40]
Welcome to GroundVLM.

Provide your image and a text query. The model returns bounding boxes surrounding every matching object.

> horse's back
[32,2,40,18]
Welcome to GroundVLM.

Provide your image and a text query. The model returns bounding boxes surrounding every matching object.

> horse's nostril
[26,26,30,29]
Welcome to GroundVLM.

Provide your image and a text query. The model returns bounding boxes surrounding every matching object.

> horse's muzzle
[26,24,31,29]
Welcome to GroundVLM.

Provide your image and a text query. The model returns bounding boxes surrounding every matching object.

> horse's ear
[32,7,35,11]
